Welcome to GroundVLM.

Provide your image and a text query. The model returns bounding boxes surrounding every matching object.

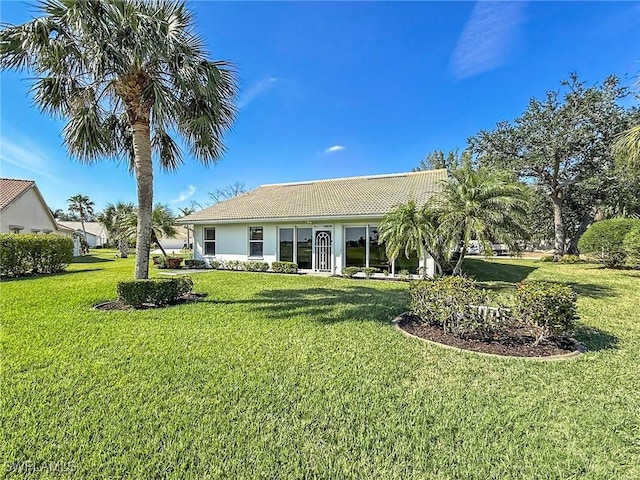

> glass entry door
[314,230,332,272]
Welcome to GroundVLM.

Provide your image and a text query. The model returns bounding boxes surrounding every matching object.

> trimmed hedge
[514,281,577,342]
[117,276,194,308]
[578,218,640,268]
[623,226,640,266]
[342,267,361,278]
[409,277,502,338]
[0,234,73,277]
[271,261,298,274]
[184,259,208,269]
[242,261,269,272]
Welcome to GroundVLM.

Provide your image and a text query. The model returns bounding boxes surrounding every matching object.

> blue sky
[1,1,639,213]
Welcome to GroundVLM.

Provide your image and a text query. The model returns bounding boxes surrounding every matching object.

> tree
[178,206,195,250]
[97,202,136,258]
[1,0,238,279]
[123,203,177,258]
[471,74,632,257]
[378,200,446,276]
[413,149,471,172]
[613,124,640,173]
[437,165,529,275]
[67,194,94,243]
[209,181,247,204]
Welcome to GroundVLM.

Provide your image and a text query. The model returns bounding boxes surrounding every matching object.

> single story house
[178,169,447,276]
[0,178,60,234]
[57,221,109,247]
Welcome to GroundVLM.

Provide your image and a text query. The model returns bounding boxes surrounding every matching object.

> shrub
[271,261,298,274]
[578,218,640,268]
[362,267,379,279]
[623,226,640,267]
[117,276,193,308]
[538,255,555,263]
[184,259,207,269]
[560,254,581,264]
[514,281,577,343]
[223,260,243,271]
[342,266,361,278]
[398,269,410,279]
[0,234,73,277]
[242,261,269,272]
[409,277,503,338]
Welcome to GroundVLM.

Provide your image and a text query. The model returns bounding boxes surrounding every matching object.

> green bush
[184,259,207,269]
[271,261,298,274]
[0,234,73,277]
[560,254,581,264]
[623,226,640,266]
[578,218,640,268]
[362,267,379,279]
[117,276,193,308]
[223,260,243,271]
[538,255,555,263]
[514,281,577,342]
[342,267,361,278]
[242,261,269,272]
[409,277,503,338]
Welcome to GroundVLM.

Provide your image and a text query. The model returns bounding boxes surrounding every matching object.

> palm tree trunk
[119,234,129,258]
[152,230,168,258]
[132,121,154,279]
[80,215,88,245]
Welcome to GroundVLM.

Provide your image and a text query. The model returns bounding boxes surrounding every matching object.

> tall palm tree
[97,202,135,258]
[378,200,446,276]
[1,0,237,279]
[438,165,529,275]
[67,194,94,244]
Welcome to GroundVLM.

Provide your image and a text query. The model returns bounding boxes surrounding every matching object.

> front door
[314,230,332,272]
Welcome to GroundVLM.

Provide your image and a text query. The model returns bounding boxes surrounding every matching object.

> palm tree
[613,124,640,172]
[97,202,135,258]
[438,165,529,275]
[378,200,446,276]
[1,0,237,279]
[123,203,177,258]
[178,206,195,250]
[67,194,94,244]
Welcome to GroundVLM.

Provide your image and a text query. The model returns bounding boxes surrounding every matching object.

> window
[249,226,263,257]
[368,227,389,271]
[204,228,215,255]
[345,227,367,267]
[296,228,312,269]
[279,228,294,262]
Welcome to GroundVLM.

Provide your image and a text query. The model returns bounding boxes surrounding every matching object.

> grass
[1,251,639,479]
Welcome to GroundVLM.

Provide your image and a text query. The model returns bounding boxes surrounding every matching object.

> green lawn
[2,252,639,479]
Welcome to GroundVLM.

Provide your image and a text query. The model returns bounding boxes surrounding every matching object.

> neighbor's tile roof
[182,169,448,223]
[0,178,35,210]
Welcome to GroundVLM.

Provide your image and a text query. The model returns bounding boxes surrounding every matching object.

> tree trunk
[132,121,154,279]
[551,190,565,259]
[152,230,168,258]
[80,216,88,245]
[119,234,129,258]
[567,208,596,254]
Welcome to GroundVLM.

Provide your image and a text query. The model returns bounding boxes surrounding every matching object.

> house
[0,177,81,256]
[178,169,447,276]
[155,225,192,254]
[57,221,109,247]
[1,178,60,234]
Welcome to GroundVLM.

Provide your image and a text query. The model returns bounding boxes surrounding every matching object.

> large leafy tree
[412,149,471,173]
[437,165,529,275]
[1,0,237,278]
[471,74,632,257]
[96,201,135,258]
[67,194,94,243]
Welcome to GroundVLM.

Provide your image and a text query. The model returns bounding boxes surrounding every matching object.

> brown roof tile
[0,178,35,210]
[182,169,447,223]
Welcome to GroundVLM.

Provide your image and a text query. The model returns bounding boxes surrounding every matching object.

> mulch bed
[397,313,582,358]
[93,292,207,311]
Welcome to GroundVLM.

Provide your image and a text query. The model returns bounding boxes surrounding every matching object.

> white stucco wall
[0,188,57,234]
[192,219,435,277]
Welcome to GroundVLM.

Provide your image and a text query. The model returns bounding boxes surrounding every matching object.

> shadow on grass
[220,285,409,325]
[573,324,618,352]
[72,255,114,264]
[1,268,104,282]
[463,258,537,283]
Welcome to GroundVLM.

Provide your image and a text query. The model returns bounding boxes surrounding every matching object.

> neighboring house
[0,178,59,234]
[178,169,447,276]
[57,221,109,247]
[55,223,82,256]
[155,225,191,253]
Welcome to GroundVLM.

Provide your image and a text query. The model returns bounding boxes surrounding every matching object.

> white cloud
[0,135,59,181]
[237,77,278,109]
[171,184,196,203]
[324,145,345,154]
[451,1,525,79]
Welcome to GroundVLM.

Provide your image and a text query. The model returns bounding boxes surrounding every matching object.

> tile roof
[0,178,35,210]
[57,221,108,237]
[182,169,448,223]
